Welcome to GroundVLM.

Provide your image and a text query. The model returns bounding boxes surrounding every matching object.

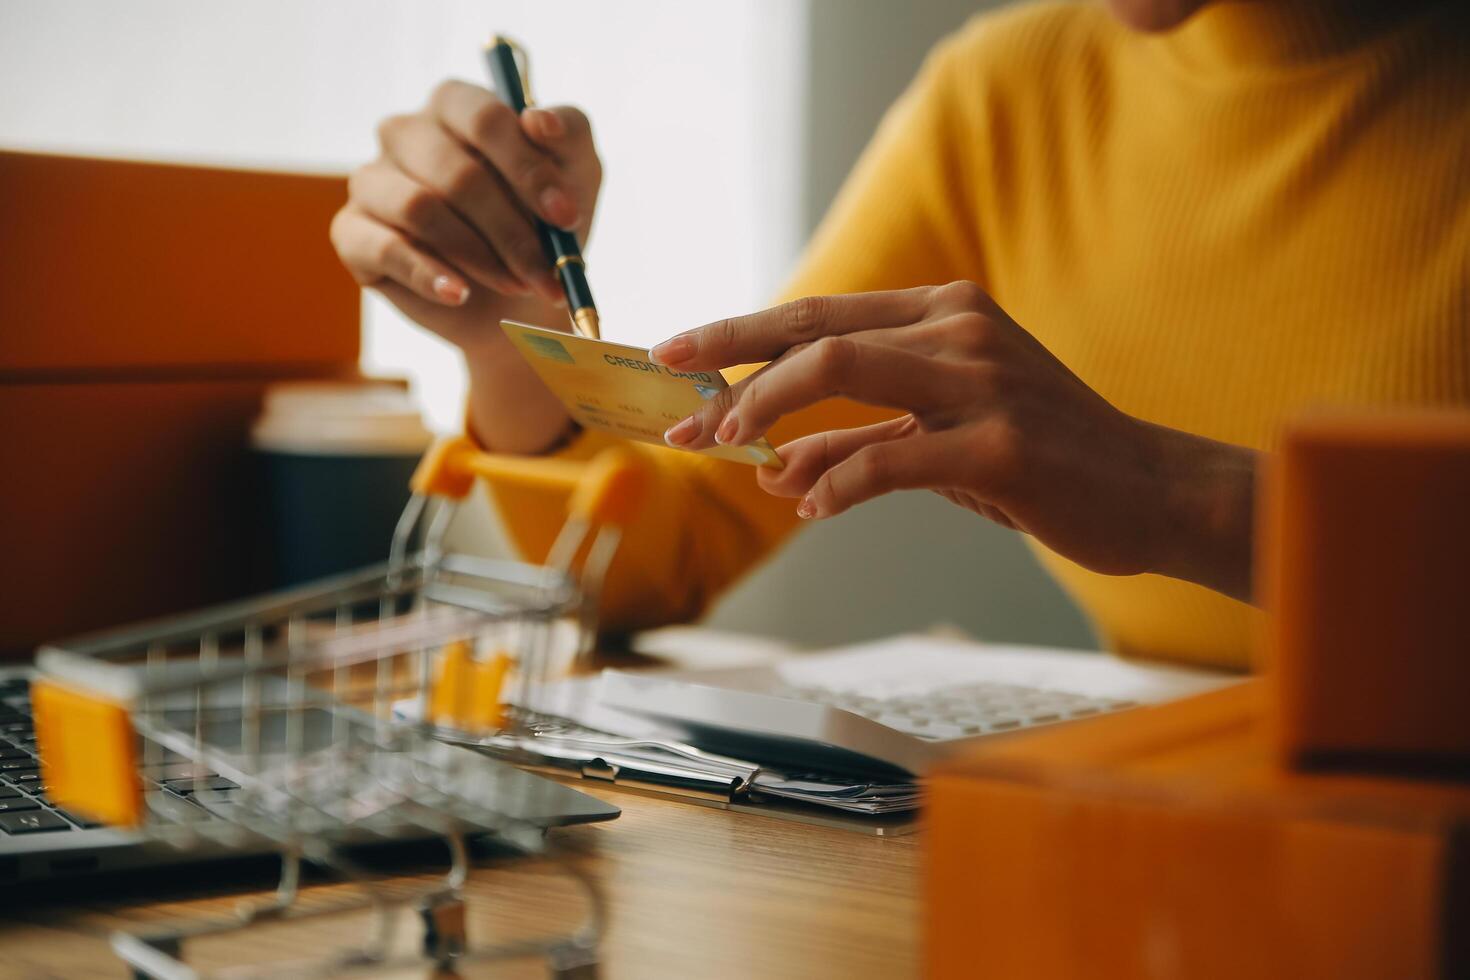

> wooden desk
[1,783,919,978]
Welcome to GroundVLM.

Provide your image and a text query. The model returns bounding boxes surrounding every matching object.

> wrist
[458,326,511,363]
[1146,423,1259,603]
[461,330,577,456]
[457,293,566,358]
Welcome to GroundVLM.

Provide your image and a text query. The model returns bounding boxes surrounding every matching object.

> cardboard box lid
[0,150,359,375]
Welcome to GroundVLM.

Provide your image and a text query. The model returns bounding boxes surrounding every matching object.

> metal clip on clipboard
[441,718,923,838]
[442,727,764,802]
[556,735,761,798]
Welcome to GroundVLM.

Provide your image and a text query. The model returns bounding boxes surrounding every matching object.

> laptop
[0,665,619,886]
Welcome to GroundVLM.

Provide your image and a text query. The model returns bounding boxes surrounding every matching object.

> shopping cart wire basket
[32,436,649,978]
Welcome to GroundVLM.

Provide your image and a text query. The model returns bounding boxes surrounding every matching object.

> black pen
[485,35,601,340]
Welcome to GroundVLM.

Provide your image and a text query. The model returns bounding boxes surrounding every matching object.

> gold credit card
[500,320,783,468]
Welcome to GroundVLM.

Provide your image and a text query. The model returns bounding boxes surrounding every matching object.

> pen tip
[572,307,602,340]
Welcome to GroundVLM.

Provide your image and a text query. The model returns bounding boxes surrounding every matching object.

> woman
[331,0,1469,669]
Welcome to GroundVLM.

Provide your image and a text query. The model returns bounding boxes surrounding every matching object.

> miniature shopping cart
[31,436,648,979]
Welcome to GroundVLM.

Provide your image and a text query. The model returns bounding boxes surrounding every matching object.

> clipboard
[438,724,922,838]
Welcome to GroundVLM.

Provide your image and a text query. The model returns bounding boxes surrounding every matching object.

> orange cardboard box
[2,152,363,656]
[1,376,362,657]
[925,683,1470,980]
[0,150,357,375]
[1260,412,1470,771]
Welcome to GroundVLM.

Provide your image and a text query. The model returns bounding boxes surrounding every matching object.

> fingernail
[714,414,739,445]
[529,107,565,139]
[539,186,577,228]
[650,334,696,365]
[433,275,469,306]
[664,416,700,447]
[796,495,817,520]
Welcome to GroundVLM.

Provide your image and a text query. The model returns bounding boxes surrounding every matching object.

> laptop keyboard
[0,678,100,833]
[771,680,1137,741]
[0,677,239,835]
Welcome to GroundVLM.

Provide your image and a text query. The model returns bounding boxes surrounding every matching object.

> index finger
[651,287,935,371]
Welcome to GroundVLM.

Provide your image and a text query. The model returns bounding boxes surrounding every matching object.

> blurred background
[0,0,1092,650]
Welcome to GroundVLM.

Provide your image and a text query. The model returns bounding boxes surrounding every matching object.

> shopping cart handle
[411,437,650,528]
[567,447,649,528]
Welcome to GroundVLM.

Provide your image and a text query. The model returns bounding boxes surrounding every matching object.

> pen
[485,35,602,340]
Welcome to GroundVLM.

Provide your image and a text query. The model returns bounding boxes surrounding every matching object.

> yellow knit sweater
[482,0,1470,670]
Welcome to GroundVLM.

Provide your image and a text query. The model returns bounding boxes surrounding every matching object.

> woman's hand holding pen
[653,282,1258,602]
[331,79,600,339]
[331,80,604,452]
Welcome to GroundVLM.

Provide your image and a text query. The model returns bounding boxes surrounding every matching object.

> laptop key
[0,810,69,834]
[0,747,31,761]
[56,809,105,829]
[6,773,42,785]
[164,776,241,795]
[0,759,38,772]
[0,797,41,813]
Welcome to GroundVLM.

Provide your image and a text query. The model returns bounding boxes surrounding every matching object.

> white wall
[0,0,807,429]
